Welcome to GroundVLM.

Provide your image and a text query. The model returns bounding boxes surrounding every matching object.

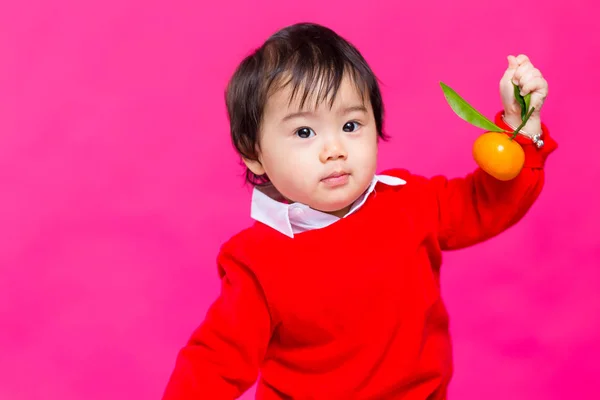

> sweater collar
[250,174,406,238]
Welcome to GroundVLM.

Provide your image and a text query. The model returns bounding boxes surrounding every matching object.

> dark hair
[225,22,387,186]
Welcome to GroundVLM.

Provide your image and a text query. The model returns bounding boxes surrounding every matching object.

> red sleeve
[162,246,272,399]
[429,111,558,250]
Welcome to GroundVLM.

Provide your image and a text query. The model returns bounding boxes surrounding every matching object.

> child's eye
[295,127,315,139]
[342,121,360,132]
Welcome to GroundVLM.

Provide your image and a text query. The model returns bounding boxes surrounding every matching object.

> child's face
[245,74,378,217]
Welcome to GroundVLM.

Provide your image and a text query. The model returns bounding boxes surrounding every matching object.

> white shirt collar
[250,174,406,238]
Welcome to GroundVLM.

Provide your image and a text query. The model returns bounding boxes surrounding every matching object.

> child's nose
[319,138,347,163]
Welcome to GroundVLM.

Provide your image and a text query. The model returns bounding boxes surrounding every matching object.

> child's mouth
[321,172,350,187]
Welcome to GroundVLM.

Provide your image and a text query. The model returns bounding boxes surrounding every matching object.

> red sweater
[163,112,557,399]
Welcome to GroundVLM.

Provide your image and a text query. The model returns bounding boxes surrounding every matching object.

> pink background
[2,0,599,399]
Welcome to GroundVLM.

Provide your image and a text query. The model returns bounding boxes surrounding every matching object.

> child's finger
[518,69,543,90]
[512,62,534,85]
[500,55,519,86]
[515,54,530,65]
[520,77,547,96]
[529,89,547,111]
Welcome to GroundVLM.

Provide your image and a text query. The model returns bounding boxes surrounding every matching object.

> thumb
[507,55,519,70]
[500,55,520,113]
[500,55,518,89]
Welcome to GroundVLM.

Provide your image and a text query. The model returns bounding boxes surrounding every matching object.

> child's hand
[499,54,548,137]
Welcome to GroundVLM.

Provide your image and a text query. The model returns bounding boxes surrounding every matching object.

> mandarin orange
[472,132,525,181]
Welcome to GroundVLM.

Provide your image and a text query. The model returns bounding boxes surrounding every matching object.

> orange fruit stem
[510,107,536,140]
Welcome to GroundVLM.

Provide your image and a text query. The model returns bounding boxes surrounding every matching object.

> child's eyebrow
[281,105,367,123]
[281,110,313,123]
[339,105,368,115]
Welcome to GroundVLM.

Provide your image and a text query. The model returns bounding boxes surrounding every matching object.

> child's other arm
[162,247,272,399]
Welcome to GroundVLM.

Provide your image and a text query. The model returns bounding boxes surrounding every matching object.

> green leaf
[513,83,525,119]
[524,92,531,117]
[440,82,507,133]
[513,82,532,120]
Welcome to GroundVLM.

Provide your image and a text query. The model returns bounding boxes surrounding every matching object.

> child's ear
[243,158,266,176]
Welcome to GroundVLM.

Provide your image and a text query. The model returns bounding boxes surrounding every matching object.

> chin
[318,202,352,214]
[312,195,356,214]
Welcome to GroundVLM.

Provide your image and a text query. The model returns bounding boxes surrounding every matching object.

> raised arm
[431,111,557,250]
